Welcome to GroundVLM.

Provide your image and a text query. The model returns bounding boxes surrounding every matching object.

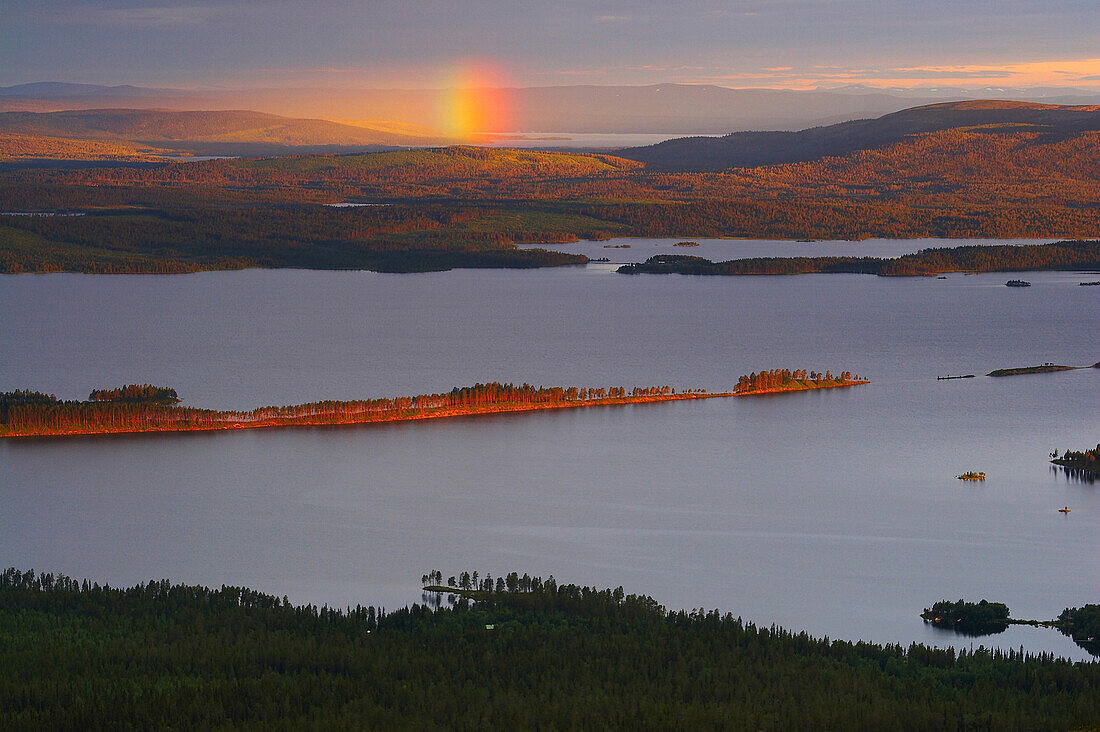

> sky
[4,0,1100,91]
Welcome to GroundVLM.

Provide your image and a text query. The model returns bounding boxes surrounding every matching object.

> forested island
[616,240,1100,277]
[922,600,1009,634]
[2,567,1099,729]
[0,370,867,438]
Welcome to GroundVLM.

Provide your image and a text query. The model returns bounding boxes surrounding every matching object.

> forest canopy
[1,567,1098,729]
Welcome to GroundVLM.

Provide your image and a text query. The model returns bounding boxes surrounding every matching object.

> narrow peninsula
[0,370,868,439]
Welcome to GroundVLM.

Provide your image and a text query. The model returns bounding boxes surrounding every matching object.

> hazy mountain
[616,100,1100,170]
[0,83,181,99]
[0,82,954,134]
[0,109,446,151]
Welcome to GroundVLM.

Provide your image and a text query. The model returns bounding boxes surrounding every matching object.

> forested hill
[618,100,1100,171]
[2,568,1099,728]
[0,109,443,147]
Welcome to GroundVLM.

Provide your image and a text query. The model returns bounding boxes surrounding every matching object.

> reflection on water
[519,236,1050,265]
[925,623,1009,639]
[1052,465,1098,485]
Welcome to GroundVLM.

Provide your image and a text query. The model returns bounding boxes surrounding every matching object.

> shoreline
[0,379,868,440]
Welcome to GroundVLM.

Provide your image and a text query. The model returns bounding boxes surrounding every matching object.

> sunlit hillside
[0,109,450,147]
[0,133,169,161]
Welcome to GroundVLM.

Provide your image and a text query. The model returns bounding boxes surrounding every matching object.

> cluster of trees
[0,382,700,437]
[1052,444,1100,474]
[2,566,1099,728]
[922,599,1011,635]
[87,384,179,403]
[733,369,859,393]
[423,569,561,595]
[618,241,1100,277]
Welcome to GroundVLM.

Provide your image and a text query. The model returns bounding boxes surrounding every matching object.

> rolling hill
[0,109,448,151]
[618,100,1100,171]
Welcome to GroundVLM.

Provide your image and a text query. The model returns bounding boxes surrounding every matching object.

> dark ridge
[618,100,1100,171]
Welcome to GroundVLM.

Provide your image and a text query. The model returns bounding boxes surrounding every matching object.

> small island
[922,600,1010,635]
[1005,279,1031,287]
[672,241,699,247]
[956,471,986,481]
[986,363,1077,377]
[0,370,868,438]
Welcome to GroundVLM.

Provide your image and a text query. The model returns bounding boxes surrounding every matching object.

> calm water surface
[520,236,1051,264]
[2,241,1098,659]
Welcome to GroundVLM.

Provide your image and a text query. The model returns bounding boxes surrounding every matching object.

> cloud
[61,3,245,28]
[536,68,608,77]
[676,57,1100,90]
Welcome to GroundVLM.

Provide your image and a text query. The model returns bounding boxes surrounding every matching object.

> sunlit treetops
[732,369,863,393]
[0,382,696,437]
[0,373,866,438]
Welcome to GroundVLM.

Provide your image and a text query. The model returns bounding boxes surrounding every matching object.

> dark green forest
[2,567,1100,729]
[921,600,1011,635]
[0,205,587,274]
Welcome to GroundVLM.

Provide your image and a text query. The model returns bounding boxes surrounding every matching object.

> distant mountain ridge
[616,100,1100,171]
[0,82,174,99]
[5,81,1100,136]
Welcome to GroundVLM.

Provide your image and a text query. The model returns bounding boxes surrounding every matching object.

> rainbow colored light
[438,63,512,140]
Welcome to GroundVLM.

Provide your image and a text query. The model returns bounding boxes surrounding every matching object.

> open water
[1,238,1097,659]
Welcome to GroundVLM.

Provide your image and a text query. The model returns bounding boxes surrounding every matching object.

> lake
[2,238,1098,660]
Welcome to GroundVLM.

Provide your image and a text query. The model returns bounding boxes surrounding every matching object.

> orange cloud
[683,57,1100,90]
